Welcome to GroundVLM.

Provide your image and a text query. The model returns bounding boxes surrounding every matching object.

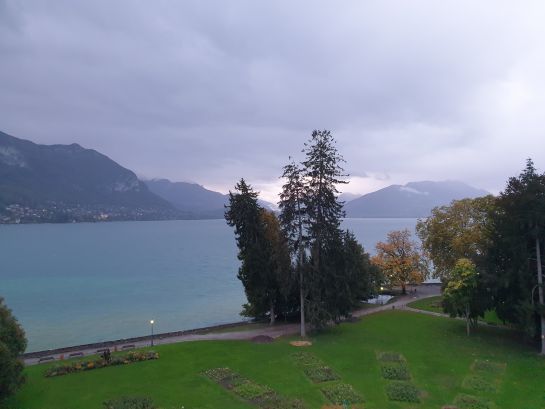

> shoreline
[22,284,442,363]
[22,319,255,359]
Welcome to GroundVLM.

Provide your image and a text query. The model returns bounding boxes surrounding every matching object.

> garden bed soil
[251,335,274,344]
[290,340,312,347]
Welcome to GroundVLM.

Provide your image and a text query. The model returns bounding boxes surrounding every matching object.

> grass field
[4,311,544,409]
[407,296,503,325]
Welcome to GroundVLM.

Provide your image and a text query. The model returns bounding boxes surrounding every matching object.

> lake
[0,218,417,352]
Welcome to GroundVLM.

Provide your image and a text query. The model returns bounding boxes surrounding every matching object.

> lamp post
[150,320,154,347]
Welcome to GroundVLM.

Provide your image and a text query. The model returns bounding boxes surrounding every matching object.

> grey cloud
[1,1,545,201]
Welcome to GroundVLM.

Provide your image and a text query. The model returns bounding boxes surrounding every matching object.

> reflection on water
[365,294,394,305]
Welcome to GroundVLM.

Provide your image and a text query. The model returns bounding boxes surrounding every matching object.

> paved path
[24,285,441,366]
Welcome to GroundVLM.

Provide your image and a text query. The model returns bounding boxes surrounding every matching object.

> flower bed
[471,360,506,375]
[203,367,307,409]
[377,351,406,363]
[385,381,420,403]
[462,375,497,393]
[292,351,340,383]
[381,362,411,380]
[44,350,159,377]
[320,382,364,405]
[453,393,494,409]
[103,396,156,409]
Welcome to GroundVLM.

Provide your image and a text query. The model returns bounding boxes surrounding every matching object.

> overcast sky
[1,1,545,202]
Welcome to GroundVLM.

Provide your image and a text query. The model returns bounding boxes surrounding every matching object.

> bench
[121,344,135,351]
[121,344,135,350]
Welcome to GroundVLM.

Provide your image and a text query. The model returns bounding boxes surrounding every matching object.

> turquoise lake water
[0,218,417,352]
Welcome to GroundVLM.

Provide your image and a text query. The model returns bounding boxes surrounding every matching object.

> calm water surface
[0,218,416,352]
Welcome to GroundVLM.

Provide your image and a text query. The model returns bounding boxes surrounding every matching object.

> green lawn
[5,311,544,409]
[408,296,504,325]
[407,295,444,313]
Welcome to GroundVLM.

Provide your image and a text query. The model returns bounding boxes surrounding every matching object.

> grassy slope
[5,311,544,409]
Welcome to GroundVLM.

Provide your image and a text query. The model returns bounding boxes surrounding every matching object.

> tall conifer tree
[302,130,348,327]
[279,159,308,336]
[487,159,545,353]
[225,179,294,323]
[225,179,270,320]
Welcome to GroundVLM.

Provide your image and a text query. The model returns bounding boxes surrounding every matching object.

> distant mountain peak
[344,180,488,218]
[398,185,429,195]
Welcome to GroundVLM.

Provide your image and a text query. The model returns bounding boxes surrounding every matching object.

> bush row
[44,350,159,377]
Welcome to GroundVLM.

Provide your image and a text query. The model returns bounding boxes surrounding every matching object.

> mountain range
[145,179,277,219]
[343,180,489,218]
[0,130,489,223]
[0,131,179,222]
[145,179,227,219]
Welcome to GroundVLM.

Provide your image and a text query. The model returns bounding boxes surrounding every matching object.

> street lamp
[150,320,154,347]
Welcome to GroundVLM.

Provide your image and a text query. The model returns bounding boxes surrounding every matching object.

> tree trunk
[298,222,306,337]
[536,238,545,355]
[299,263,306,337]
[466,305,471,336]
[401,284,406,295]
[270,301,275,325]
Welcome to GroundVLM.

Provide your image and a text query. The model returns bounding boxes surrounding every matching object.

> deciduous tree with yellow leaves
[372,229,427,294]
[416,196,495,282]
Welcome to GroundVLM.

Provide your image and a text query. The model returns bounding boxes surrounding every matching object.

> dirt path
[24,285,441,366]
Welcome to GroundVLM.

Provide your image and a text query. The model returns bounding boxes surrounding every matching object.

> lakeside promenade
[24,284,441,366]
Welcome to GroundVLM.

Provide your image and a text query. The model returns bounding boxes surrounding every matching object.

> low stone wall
[22,320,253,359]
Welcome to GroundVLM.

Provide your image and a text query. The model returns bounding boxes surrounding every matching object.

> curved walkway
[24,284,441,366]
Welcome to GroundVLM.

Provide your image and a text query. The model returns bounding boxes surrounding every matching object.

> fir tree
[278,158,308,335]
[260,209,294,324]
[225,179,270,320]
[302,130,348,327]
[225,179,294,323]
[486,159,545,353]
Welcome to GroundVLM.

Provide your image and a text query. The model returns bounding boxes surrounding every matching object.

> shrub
[385,381,420,403]
[381,363,410,380]
[0,297,27,402]
[453,394,494,409]
[103,396,156,409]
[101,349,112,363]
[320,382,364,404]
